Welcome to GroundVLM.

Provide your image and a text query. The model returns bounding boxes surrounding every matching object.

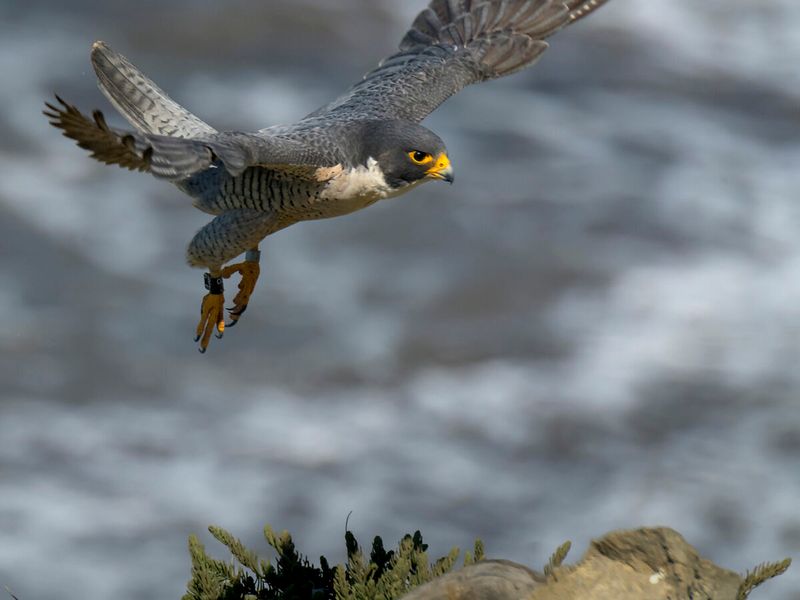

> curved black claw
[226,304,249,328]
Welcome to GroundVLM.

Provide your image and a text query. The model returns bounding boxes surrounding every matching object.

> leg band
[245,249,262,263]
[204,273,224,295]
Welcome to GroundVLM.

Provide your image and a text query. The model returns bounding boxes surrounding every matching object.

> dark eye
[408,151,433,165]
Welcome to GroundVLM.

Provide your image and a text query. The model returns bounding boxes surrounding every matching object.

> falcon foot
[195,273,225,353]
[221,249,261,327]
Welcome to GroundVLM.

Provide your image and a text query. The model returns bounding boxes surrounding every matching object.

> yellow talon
[195,254,260,352]
[222,260,261,326]
[195,292,225,353]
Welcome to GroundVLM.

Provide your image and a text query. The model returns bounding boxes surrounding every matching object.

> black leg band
[204,273,224,295]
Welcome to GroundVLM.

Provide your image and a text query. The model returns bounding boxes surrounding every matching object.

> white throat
[320,157,391,201]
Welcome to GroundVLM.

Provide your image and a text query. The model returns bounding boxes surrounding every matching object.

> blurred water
[2,1,800,598]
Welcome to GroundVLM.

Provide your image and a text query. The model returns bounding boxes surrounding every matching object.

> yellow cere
[425,153,451,176]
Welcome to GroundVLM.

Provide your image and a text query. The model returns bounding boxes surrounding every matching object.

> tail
[44,96,226,180]
[90,41,216,139]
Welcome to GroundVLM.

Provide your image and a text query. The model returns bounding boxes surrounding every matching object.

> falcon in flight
[46,0,609,352]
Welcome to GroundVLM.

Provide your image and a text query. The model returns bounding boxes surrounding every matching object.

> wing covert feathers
[90,41,217,139]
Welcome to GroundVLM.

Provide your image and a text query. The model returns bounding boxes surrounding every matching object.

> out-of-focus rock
[401,528,788,600]
[400,559,543,600]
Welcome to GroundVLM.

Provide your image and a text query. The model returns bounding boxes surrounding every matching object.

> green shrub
[183,524,484,600]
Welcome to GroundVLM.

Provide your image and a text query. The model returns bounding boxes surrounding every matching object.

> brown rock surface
[401,527,780,600]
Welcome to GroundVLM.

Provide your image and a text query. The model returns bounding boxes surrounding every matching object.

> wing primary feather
[567,0,610,22]
[44,95,215,178]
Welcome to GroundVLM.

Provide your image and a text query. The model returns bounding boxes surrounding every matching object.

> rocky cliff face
[402,528,788,600]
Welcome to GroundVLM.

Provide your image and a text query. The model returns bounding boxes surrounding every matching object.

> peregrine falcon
[45,0,610,352]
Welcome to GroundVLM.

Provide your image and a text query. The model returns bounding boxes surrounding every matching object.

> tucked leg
[187,209,278,352]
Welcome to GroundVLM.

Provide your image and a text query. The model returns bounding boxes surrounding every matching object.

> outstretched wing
[45,96,338,181]
[309,0,609,124]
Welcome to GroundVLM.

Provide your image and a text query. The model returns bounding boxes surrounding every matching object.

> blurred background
[2,0,800,598]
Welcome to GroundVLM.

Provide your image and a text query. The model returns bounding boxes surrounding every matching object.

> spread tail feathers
[90,41,216,139]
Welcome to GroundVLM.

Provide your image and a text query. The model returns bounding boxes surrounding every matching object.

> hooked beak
[426,153,454,184]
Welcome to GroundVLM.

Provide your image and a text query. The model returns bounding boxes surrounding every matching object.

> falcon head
[354,120,454,189]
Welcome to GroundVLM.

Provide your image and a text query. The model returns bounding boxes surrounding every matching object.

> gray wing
[90,41,217,139]
[44,96,338,181]
[308,0,610,124]
[56,43,341,180]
